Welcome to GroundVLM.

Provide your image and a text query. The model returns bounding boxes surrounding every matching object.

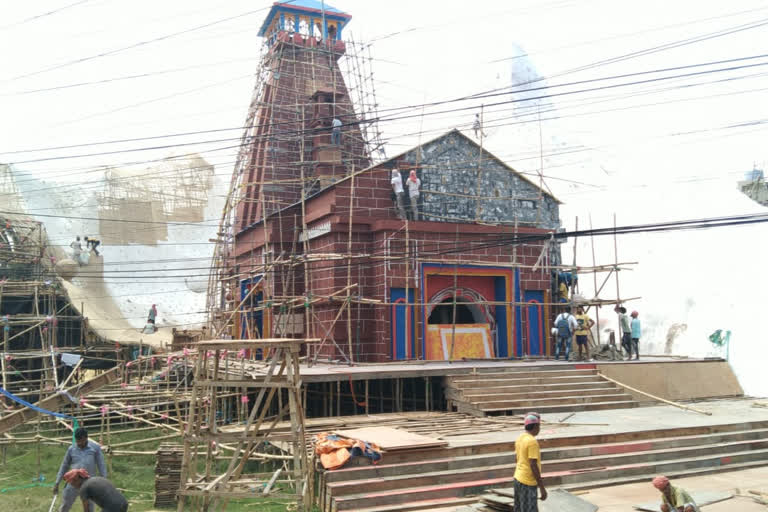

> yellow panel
[425,324,493,361]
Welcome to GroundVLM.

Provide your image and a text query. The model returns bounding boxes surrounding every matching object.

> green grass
[0,428,303,511]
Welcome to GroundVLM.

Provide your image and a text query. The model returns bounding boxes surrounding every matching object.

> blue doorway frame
[391,287,415,360]
[240,276,263,339]
[523,290,545,356]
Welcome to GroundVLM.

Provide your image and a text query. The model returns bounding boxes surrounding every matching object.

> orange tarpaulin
[314,432,382,470]
[425,323,494,360]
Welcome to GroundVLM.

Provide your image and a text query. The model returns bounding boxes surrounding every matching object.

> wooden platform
[317,407,768,512]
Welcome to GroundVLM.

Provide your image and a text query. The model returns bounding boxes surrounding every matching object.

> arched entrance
[424,287,495,360]
[427,298,485,325]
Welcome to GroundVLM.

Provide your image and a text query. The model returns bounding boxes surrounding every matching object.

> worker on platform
[407,170,421,221]
[331,117,342,145]
[148,304,157,324]
[54,428,107,512]
[390,169,407,219]
[652,475,699,512]
[70,236,83,264]
[513,413,547,511]
[61,469,128,512]
[472,113,486,139]
[616,306,632,360]
[630,310,642,360]
[84,236,101,257]
[553,308,577,361]
[574,306,595,361]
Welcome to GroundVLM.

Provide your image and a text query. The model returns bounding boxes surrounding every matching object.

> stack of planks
[457,488,597,512]
[154,443,184,508]
[478,488,516,511]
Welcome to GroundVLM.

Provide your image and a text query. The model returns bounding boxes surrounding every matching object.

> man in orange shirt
[513,413,547,511]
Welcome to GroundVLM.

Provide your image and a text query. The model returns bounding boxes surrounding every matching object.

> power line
[2,1,295,83]
[0,0,94,31]
[6,52,768,165]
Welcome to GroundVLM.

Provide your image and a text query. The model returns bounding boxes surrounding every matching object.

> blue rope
[0,387,79,443]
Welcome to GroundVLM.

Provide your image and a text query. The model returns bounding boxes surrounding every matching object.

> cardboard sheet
[333,426,448,451]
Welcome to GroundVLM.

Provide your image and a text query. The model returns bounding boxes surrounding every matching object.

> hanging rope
[0,387,80,443]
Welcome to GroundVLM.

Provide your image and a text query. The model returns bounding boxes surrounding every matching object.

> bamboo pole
[598,373,712,415]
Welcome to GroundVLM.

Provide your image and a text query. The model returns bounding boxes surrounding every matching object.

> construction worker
[331,117,342,145]
[472,113,485,139]
[574,306,595,361]
[84,236,101,256]
[513,413,547,511]
[54,428,107,512]
[630,310,642,360]
[390,169,407,219]
[407,170,421,221]
[553,308,577,361]
[69,236,83,264]
[148,304,157,323]
[652,475,699,512]
[616,306,632,359]
[61,469,128,512]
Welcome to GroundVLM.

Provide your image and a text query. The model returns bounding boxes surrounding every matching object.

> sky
[1,0,767,391]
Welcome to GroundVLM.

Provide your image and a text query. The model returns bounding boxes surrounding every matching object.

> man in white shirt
[553,309,578,361]
[390,169,406,219]
[331,118,342,145]
[407,170,421,221]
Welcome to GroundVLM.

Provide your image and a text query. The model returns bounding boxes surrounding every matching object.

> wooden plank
[197,379,298,388]
[334,426,448,451]
[195,338,318,349]
[0,366,120,434]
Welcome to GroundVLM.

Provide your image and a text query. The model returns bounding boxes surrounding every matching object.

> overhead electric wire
[0,0,95,30]
[18,211,768,288]
[6,51,768,167]
[2,1,298,83]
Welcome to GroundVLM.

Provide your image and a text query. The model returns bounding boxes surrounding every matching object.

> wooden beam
[0,366,121,434]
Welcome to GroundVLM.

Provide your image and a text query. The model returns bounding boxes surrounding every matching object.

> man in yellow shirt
[513,413,547,511]
[574,306,595,361]
[652,476,699,512]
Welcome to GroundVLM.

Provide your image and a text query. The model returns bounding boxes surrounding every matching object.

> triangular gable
[322,128,560,204]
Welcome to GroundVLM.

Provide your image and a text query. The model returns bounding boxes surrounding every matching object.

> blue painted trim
[390,288,415,360]
[514,268,523,357]
[258,5,349,37]
[524,290,544,355]
[240,276,264,339]
[494,276,508,357]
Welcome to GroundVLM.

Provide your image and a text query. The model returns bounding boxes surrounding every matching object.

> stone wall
[396,130,560,230]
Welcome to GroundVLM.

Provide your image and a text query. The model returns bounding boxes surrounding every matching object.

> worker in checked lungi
[513,413,547,511]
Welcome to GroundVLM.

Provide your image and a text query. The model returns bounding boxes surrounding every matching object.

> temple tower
[236,0,370,230]
[208,1,373,338]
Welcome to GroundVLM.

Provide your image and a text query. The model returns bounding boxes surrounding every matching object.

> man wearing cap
[652,475,698,512]
[54,428,107,512]
[630,310,642,360]
[61,469,128,512]
[513,413,547,511]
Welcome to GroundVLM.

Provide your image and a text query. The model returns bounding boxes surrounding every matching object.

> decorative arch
[427,286,495,329]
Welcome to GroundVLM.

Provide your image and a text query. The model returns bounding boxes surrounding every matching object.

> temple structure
[211,1,563,363]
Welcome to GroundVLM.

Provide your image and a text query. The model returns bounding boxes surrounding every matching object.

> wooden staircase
[444,365,640,416]
[318,420,768,512]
